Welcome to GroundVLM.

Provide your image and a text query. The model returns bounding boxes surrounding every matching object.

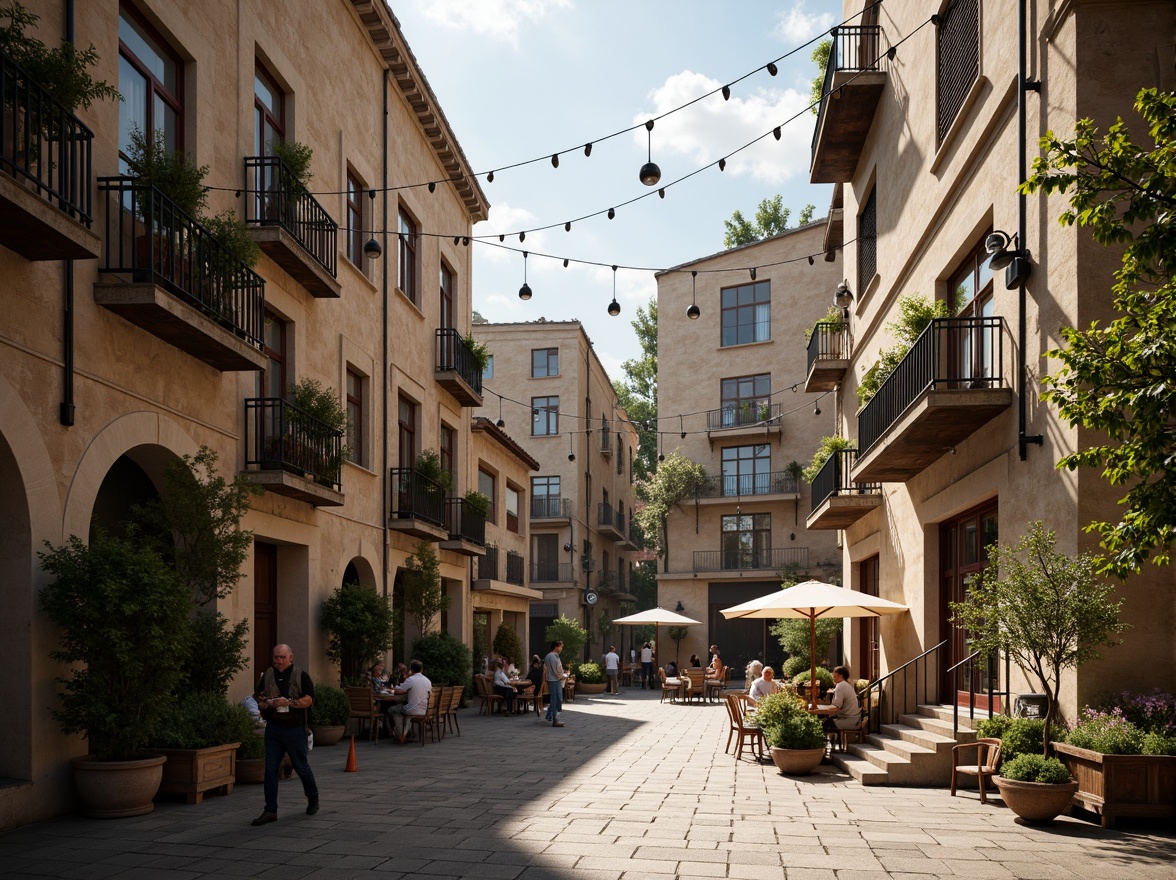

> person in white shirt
[603,646,620,694]
[640,642,654,690]
[387,659,432,744]
[492,659,517,713]
[819,666,862,731]
[747,666,779,705]
[544,641,568,727]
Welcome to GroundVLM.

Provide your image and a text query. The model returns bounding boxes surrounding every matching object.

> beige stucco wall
[829,0,1175,713]
[655,221,845,670]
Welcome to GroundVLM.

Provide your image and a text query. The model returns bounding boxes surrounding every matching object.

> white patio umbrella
[720,580,908,707]
[612,607,703,667]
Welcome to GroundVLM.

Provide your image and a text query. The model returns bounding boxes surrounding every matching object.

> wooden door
[857,556,879,682]
[254,542,278,682]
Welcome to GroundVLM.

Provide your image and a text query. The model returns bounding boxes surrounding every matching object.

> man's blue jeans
[642,661,653,688]
[545,679,563,722]
[263,723,318,814]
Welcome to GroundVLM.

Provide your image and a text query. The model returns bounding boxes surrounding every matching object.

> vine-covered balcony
[388,467,448,540]
[806,448,881,530]
[95,176,267,372]
[242,397,344,506]
[805,321,851,392]
[810,24,888,183]
[243,155,340,298]
[440,496,487,556]
[0,48,100,260]
[434,327,484,406]
[854,317,1012,483]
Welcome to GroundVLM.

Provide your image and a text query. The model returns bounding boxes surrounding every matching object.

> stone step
[899,711,977,743]
[830,751,888,785]
[879,722,959,753]
[866,731,938,762]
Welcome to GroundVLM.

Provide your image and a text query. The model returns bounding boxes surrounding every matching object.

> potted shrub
[269,139,313,206]
[462,333,491,375]
[39,530,191,818]
[801,435,852,483]
[994,754,1078,825]
[320,581,395,684]
[791,666,834,698]
[415,448,452,492]
[575,661,607,695]
[755,690,827,775]
[235,728,266,785]
[975,716,1045,765]
[149,693,252,804]
[310,684,349,747]
[464,489,490,517]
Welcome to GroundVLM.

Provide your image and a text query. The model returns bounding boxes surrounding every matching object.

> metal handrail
[705,400,782,431]
[597,501,617,530]
[692,547,808,572]
[243,155,337,276]
[244,397,344,490]
[531,496,571,519]
[388,467,445,527]
[696,470,799,499]
[444,496,486,546]
[600,419,611,453]
[949,648,1011,736]
[530,562,573,583]
[859,639,947,735]
[477,545,499,581]
[809,449,880,512]
[435,327,484,397]
[0,48,94,225]
[811,24,883,154]
[505,551,525,586]
[806,321,851,374]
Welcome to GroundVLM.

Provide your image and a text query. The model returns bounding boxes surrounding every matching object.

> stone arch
[340,537,381,591]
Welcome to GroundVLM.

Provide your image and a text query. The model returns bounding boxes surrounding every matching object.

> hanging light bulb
[658,188,665,199]
[519,231,525,242]
[453,236,460,246]
[567,432,576,462]
[718,158,727,172]
[487,170,495,183]
[584,143,593,157]
[499,234,505,242]
[680,415,686,439]
[808,255,815,265]
[462,236,469,246]
[639,119,661,186]
[496,396,505,429]
[722,85,731,101]
[766,61,778,76]
[563,259,569,267]
[608,265,621,316]
[608,207,616,220]
[551,154,559,168]
[686,270,700,320]
[814,401,822,416]
[887,46,897,61]
[518,251,532,300]
[750,267,757,281]
[565,221,571,232]
[658,433,665,462]
[428,181,436,193]
[773,126,781,141]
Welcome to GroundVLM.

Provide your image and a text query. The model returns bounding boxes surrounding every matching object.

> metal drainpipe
[59,0,75,427]
[381,68,390,599]
[1017,0,1043,459]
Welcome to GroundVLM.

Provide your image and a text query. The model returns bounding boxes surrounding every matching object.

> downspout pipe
[1017,0,1043,459]
[382,68,390,599]
[59,0,75,427]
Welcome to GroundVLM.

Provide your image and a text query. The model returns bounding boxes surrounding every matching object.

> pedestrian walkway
[1,688,1172,879]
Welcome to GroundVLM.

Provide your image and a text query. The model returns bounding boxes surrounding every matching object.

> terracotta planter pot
[769,746,825,775]
[148,742,239,804]
[311,724,346,747]
[576,682,607,695]
[70,754,167,819]
[1051,742,1176,828]
[235,757,265,785]
[994,776,1079,825]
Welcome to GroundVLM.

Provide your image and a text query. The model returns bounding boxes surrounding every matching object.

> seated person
[707,645,722,678]
[370,661,390,693]
[747,666,778,705]
[241,693,261,724]
[818,665,862,732]
[492,659,517,713]
[525,655,544,692]
[387,659,431,744]
[503,656,521,680]
[688,654,703,669]
[394,663,410,686]
[745,660,764,692]
[664,660,678,678]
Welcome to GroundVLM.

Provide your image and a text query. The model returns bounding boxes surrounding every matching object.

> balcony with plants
[704,399,782,443]
[96,130,266,372]
[435,328,486,406]
[439,491,487,556]
[805,445,881,530]
[388,450,449,540]
[242,144,340,298]
[810,24,888,183]
[805,307,852,392]
[692,546,808,574]
[0,5,115,260]
[242,379,347,507]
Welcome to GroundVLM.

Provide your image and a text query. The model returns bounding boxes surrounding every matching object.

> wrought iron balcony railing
[705,400,782,431]
[244,397,344,490]
[445,497,486,546]
[806,321,851,372]
[435,327,484,396]
[0,48,94,226]
[628,516,645,550]
[810,24,883,154]
[597,569,617,592]
[98,176,265,346]
[857,317,1006,456]
[531,496,571,519]
[696,470,799,499]
[477,545,499,581]
[389,467,445,527]
[597,501,614,528]
[243,155,337,276]
[531,562,574,583]
[810,448,880,512]
[692,547,809,573]
[506,550,525,586]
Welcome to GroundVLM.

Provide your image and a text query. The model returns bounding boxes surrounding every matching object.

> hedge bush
[313,684,350,726]
[412,631,473,687]
[152,692,255,750]
[999,753,1072,784]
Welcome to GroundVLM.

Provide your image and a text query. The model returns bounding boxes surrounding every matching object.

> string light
[766,62,778,76]
[568,432,576,462]
[640,119,661,186]
[496,395,505,428]
[608,265,621,316]
[686,270,700,320]
[518,251,531,300]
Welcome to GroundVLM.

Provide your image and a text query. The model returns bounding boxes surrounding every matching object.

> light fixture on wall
[675,601,684,613]
[518,251,532,300]
[986,229,1032,288]
[608,265,621,316]
[686,270,700,320]
[834,280,854,317]
[639,120,661,186]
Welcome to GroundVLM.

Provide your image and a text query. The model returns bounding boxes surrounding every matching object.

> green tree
[723,194,816,248]
[402,541,448,637]
[666,625,689,664]
[809,39,831,114]
[614,297,658,479]
[492,621,524,668]
[1021,88,1176,576]
[545,615,588,667]
[631,561,657,611]
[320,582,395,685]
[635,452,707,572]
[949,521,1129,751]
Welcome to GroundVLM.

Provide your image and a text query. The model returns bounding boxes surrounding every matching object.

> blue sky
[393,0,843,380]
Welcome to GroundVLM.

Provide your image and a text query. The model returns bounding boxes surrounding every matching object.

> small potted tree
[993,754,1079,825]
[755,689,827,775]
[285,378,350,485]
[309,684,350,747]
[575,662,607,695]
[320,580,395,686]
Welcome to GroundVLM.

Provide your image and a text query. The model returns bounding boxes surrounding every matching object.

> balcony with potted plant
[806,445,881,530]
[434,328,486,406]
[704,399,782,444]
[439,491,488,556]
[388,450,449,540]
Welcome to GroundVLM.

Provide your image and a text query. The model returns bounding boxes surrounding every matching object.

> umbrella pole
[809,611,817,711]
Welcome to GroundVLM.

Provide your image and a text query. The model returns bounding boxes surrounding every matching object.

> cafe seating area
[346,684,463,746]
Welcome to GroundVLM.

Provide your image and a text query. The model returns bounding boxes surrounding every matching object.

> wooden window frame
[531,348,559,378]
[346,368,364,468]
[398,207,419,304]
[478,468,497,524]
[346,172,364,268]
[531,395,559,436]
[719,280,771,347]
[397,394,416,468]
[253,61,284,155]
[118,2,184,158]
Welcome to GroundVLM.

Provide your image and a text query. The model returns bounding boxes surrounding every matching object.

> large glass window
[531,475,561,517]
[118,5,182,164]
[397,395,416,467]
[720,281,770,346]
[721,444,771,496]
[346,369,365,468]
[949,236,996,381]
[478,468,496,524]
[719,374,771,427]
[531,396,559,436]
[531,348,559,377]
[254,64,284,155]
[346,172,364,268]
[398,208,418,304]
[720,513,771,570]
[936,0,979,145]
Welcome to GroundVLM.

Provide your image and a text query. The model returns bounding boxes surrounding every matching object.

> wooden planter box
[149,742,239,804]
[1052,742,1176,828]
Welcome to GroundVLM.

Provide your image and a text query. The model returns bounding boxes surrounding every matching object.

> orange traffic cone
[344,734,358,773]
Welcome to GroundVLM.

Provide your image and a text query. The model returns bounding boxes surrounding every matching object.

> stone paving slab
[0,689,1173,879]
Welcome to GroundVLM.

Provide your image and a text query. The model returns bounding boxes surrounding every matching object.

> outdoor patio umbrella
[720,580,908,707]
[612,607,703,666]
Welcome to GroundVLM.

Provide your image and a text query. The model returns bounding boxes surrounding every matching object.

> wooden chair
[950,737,1003,804]
[828,712,869,752]
[445,684,463,735]
[514,683,537,716]
[725,693,763,761]
[563,674,576,703]
[705,665,725,703]
[533,678,549,718]
[659,667,679,703]
[427,686,445,741]
[345,685,381,742]
[620,663,634,687]
[475,674,503,716]
[406,690,433,747]
[723,692,752,754]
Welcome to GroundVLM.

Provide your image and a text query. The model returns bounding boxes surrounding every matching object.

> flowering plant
[1095,689,1176,737]
[1064,704,1176,756]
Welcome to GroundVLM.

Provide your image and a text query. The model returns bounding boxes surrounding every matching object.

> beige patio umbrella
[720,580,908,708]
[612,607,703,667]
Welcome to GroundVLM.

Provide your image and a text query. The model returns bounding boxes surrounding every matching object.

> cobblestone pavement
[1,688,1173,880]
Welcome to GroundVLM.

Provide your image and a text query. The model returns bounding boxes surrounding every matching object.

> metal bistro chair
[950,737,1003,804]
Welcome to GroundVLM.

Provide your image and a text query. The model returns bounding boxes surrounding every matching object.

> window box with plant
[148,693,253,804]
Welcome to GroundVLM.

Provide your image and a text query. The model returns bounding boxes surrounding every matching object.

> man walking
[603,645,620,694]
[543,640,567,727]
[252,644,319,826]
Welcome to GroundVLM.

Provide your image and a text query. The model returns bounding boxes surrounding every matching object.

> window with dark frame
[254,63,284,155]
[478,468,497,524]
[118,4,182,163]
[948,234,997,380]
[720,280,771,346]
[397,395,416,468]
[506,485,520,534]
[439,263,454,330]
[346,172,364,268]
[439,424,455,486]
[531,395,559,436]
[531,348,559,377]
[720,513,771,569]
[259,310,286,399]
[531,475,560,518]
[346,369,364,468]
[721,444,771,496]
[858,188,877,293]
[719,373,771,427]
[936,0,980,146]
[398,207,418,304]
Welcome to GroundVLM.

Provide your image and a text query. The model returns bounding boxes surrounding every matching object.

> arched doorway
[90,453,160,540]
[0,433,32,781]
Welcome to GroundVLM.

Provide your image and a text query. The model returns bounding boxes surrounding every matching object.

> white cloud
[634,72,815,185]
[410,0,572,47]
[773,1,836,44]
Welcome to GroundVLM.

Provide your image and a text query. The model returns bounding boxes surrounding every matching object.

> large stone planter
[148,742,239,804]
[994,776,1079,825]
[769,746,825,776]
[576,682,607,695]
[1052,742,1176,828]
[310,724,346,747]
[71,754,167,819]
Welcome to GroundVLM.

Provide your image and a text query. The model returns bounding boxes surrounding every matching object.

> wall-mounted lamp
[834,280,854,317]
[674,601,684,613]
[985,229,1032,289]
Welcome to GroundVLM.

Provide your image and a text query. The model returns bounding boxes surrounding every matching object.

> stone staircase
[832,704,981,786]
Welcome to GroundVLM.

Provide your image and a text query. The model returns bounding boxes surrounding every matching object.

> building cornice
[472,417,541,472]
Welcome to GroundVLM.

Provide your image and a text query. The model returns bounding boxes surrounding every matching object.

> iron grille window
[858,188,877,292]
[936,0,979,145]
